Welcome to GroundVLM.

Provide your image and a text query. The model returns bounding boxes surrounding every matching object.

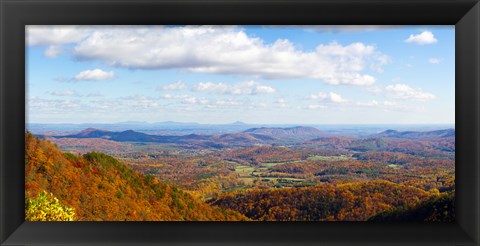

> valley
[26,124,455,221]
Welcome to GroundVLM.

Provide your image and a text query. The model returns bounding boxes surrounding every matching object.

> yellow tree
[25,191,76,221]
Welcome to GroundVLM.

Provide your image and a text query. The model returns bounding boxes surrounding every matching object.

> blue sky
[26,25,454,124]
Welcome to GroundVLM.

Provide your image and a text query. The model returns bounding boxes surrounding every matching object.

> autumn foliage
[25,132,246,221]
[25,191,76,221]
[26,130,455,221]
[212,180,435,221]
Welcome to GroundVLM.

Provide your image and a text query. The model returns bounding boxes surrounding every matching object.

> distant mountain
[53,128,277,148]
[57,128,191,143]
[230,121,248,125]
[243,126,328,139]
[69,128,113,138]
[370,129,455,140]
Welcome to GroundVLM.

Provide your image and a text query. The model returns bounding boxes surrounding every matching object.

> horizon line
[26,122,456,126]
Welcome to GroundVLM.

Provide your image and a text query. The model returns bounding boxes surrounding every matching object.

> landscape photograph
[25,25,455,221]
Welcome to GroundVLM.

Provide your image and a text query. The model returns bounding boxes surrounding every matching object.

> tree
[25,191,76,221]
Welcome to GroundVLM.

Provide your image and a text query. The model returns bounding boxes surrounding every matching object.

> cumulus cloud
[161,93,250,108]
[43,45,63,58]
[308,92,347,103]
[192,81,276,95]
[384,84,435,101]
[158,81,187,90]
[74,69,115,81]
[405,31,437,45]
[29,26,389,86]
[192,82,229,92]
[27,25,91,46]
[50,90,79,97]
[428,58,442,64]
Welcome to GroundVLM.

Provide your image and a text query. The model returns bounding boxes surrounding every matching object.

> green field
[387,164,400,169]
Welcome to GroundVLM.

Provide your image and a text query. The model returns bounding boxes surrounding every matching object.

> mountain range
[370,129,455,139]
[42,127,455,150]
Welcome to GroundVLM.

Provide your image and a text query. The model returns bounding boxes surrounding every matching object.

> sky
[26,25,455,125]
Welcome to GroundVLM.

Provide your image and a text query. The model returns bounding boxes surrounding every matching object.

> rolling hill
[370,129,455,140]
[25,132,246,221]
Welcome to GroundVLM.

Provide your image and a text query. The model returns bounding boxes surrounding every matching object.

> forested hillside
[212,180,438,221]
[25,132,246,221]
[368,191,455,222]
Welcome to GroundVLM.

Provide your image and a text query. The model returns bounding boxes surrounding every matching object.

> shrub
[25,191,76,221]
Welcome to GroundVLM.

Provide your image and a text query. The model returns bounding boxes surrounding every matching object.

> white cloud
[50,90,79,97]
[405,31,437,45]
[212,99,241,106]
[27,25,91,46]
[161,94,191,99]
[305,104,327,110]
[308,92,347,103]
[182,96,208,105]
[44,45,63,58]
[192,81,276,95]
[74,69,115,81]
[192,82,229,92]
[39,26,389,86]
[158,81,187,90]
[384,84,435,101]
[161,94,208,105]
[428,58,442,64]
[161,93,249,108]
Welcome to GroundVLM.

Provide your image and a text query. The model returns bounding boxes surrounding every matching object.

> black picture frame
[1,0,479,245]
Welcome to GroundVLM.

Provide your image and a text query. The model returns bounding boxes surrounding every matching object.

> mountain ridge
[50,126,328,146]
[370,128,455,139]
